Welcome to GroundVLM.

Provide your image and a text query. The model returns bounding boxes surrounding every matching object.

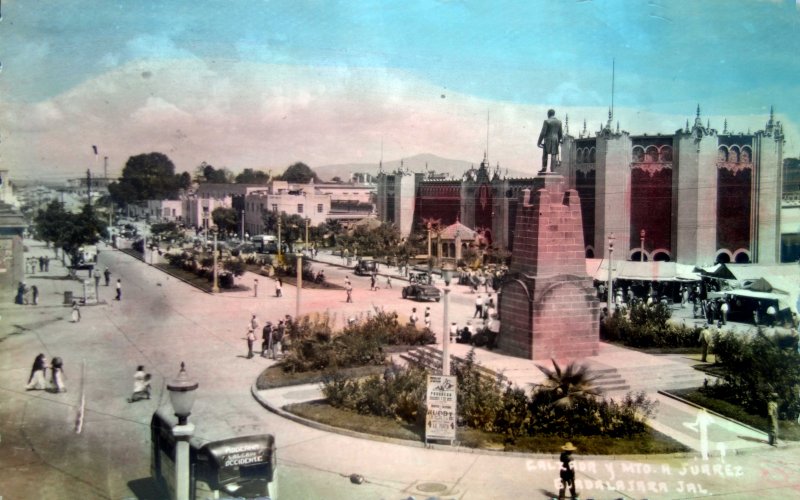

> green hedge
[603,302,699,348]
[281,311,435,373]
[704,328,800,420]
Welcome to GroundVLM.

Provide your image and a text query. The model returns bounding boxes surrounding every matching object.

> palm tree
[538,359,601,408]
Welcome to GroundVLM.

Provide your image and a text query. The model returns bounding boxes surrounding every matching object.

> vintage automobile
[353,258,378,276]
[402,283,441,302]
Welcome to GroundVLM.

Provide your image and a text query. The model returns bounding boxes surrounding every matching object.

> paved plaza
[1,240,799,499]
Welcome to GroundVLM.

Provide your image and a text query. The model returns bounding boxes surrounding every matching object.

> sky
[2,0,799,180]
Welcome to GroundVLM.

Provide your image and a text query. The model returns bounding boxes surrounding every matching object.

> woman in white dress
[71,301,81,323]
[49,357,66,393]
[26,353,48,390]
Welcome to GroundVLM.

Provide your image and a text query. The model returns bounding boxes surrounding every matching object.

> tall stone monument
[498,174,599,360]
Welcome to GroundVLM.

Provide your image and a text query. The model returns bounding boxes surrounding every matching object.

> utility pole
[277,215,282,257]
[86,169,92,208]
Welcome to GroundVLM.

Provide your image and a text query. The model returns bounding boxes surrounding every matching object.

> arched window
[717,146,728,162]
[741,147,752,163]
[729,146,740,163]
[589,148,596,163]
[659,146,672,162]
[645,146,659,163]
[632,146,645,163]
[577,149,584,164]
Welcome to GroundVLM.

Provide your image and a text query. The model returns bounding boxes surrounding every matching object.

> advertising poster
[426,374,457,442]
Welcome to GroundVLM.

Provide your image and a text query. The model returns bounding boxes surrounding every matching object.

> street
[2,240,800,499]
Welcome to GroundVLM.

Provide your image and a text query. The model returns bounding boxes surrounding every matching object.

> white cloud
[2,58,797,181]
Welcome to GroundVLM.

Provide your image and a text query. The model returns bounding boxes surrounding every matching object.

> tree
[278,162,319,183]
[212,207,239,236]
[108,152,184,204]
[34,200,71,250]
[194,162,233,184]
[35,202,108,266]
[261,211,305,251]
[235,168,270,184]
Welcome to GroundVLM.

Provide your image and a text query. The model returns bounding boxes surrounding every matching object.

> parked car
[354,258,378,276]
[402,283,441,302]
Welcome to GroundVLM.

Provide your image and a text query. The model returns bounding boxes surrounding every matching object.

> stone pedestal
[498,174,599,360]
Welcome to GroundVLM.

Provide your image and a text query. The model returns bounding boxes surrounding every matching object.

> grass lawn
[256,363,388,390]
[285,400,689,454]
[669,389,800,441]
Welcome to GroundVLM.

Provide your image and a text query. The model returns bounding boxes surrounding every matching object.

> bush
[322,350,658,440]
[604,303,699,348]
[706,328,800,420]
[281,310,434,374]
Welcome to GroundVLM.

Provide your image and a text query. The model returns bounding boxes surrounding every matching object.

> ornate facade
[376,106,787,265]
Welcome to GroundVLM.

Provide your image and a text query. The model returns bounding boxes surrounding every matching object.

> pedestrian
[682,287,690,308]
[49,357,66,393]
[449,321,459,342]
[345,275,351,287]
[261,322,273,358]
[15,281,25,305]
[699,326,712,363]
[272,322,284,359]
[345,283,353,303]
[767,393,779,446]
[31,285,39,305]
[370,273,377,291]
[473,295,483,318]
[104,267,111,286]
[246,325,256,359]
[720,300,729,325]
[409,307,418,327]
[766,303,777,327]
[39,256,45,272]
[558,442,578,500]
[71,301,81,323]
[44,256,50,272]
[275,278,282,297]
[424,306,431,329]
[129,366,152,402]
[115,279,122,300]
[23,283,30,305]
[26,354,48,390]
[386,275,392,289]
[250,314,259,332]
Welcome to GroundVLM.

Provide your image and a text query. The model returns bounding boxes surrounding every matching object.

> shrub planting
[603,302,699,348]
[281,310,435,373]
[703,328,800,420]
[321,350,657,440]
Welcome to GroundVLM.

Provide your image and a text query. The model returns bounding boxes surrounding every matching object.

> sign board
[425,374,457,442]
[83,279,98,305]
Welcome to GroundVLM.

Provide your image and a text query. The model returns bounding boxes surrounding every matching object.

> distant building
[377,106,789,265]
[242,179,375,235]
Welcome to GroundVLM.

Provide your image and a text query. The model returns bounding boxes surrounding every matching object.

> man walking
[115,279,122,300]
[537,108,563,174]
[104,267,111,286]
[345,283,353,303]
[246,325,256,359]
[474,295,483,318]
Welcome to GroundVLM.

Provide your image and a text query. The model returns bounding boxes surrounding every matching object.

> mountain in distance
[314,153,528,182]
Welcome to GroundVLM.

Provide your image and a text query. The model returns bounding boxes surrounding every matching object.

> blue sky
[2,0,799,179]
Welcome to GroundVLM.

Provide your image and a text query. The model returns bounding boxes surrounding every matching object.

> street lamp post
[212,229,220,293]
[607,233,615,312]
[427,222,432,261]
[305,217,310,252]
[640,229,646,262]
[241,210,245,241]
[296,253,302,319]
[277,216,282,257]
[441,265,454,375]
[167,362,199,500]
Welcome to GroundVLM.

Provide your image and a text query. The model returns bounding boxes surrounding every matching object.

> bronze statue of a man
[537,109,563,174]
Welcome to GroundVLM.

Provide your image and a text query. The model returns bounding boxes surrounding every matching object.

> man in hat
[558,442,578,499]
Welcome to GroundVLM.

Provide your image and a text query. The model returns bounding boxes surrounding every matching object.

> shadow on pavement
[126,477,165,500]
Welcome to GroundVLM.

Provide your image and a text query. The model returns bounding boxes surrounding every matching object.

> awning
[587,259,701,282]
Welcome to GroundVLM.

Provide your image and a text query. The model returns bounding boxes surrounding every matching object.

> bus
[151,409,278,499]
